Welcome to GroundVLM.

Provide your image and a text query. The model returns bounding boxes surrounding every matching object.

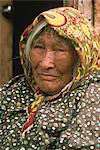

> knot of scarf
[21,93,44,137]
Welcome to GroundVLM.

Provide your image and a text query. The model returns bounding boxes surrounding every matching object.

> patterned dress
[0,71,100,150]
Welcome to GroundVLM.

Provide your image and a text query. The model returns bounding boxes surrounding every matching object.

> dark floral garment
[0,71,100,150]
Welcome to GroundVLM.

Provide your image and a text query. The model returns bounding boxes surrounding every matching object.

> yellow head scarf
[20,7,99,84]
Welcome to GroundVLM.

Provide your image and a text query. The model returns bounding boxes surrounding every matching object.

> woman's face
[29,29,77,95]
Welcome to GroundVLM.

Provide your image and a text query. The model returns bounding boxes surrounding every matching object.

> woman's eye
[58,48,64,52]
[33,45,44,49]
[55,48,64,52]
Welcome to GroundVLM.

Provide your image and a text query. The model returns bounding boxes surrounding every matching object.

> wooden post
[0,0,13,87]
[63,0,78,9]
[78,0,93,24]
[94,0,100,34]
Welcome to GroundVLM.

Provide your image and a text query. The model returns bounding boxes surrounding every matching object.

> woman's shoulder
[69,70,100,110]
[0,75,34,107]
[0,74,34,93]
[1,75,27,91]
[83,70,99,103]
[63,71,100,148]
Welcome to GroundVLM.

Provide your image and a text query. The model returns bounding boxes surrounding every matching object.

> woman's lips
[38,74,59,81]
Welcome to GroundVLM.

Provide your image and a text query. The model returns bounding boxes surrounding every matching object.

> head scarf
[19,7,99,135]
[20,7,99,84]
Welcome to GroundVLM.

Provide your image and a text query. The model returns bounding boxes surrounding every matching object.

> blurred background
[0,0,99,87]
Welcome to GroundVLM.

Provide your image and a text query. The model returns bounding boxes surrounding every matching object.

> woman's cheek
[30,52,40,67]
[55,53,73,73]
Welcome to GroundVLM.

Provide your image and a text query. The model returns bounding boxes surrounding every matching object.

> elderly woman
[0,7,99,150]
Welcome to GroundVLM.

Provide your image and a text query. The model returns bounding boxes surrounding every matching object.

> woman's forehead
[32,27,71,45]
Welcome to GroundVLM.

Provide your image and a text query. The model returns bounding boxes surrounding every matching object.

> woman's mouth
[38,73,59,81]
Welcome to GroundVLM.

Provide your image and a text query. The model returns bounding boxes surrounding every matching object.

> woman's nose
[40,51,55,69]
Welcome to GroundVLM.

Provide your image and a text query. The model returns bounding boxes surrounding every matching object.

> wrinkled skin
[29,29,78,95]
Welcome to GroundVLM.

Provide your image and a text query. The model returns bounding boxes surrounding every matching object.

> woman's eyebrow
[32,38,43,46]
[54,38,69,48]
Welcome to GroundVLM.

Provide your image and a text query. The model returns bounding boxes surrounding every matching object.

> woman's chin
[39,82,63,95]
